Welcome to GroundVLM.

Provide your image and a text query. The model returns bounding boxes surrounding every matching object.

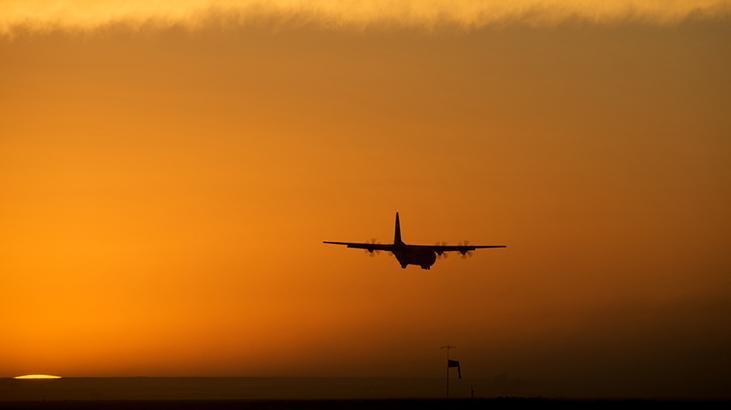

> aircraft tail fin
[394,212,403,245]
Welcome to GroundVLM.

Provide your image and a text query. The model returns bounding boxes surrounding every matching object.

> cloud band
[1,0,730,34]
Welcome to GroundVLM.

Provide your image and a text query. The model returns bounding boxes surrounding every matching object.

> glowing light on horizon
[14,374,62,380]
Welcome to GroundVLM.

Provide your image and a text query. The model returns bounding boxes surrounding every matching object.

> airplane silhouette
[324,212,506,270]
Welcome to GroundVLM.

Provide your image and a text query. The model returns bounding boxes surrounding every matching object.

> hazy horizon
[1,376,725,400]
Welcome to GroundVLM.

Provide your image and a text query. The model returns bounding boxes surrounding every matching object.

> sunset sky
[1,0,730,398]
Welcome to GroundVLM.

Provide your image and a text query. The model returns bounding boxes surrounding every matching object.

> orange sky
[1,2,730,398]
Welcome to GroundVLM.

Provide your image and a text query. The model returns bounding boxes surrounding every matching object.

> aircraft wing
[430,244,507,254]
[323,241,394,252]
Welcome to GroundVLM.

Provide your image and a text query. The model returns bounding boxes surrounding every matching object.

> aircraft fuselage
[392,244,437,270]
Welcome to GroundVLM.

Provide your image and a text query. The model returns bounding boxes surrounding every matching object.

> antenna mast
[440,344,456,398]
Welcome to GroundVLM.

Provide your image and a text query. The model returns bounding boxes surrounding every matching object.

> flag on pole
[448,359,462,379]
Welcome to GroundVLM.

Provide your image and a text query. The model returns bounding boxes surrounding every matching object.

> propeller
[458,240,474,258]
[435,241,448,259]
[365,238,381,257]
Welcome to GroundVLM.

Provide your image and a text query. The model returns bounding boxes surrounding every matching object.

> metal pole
[440,345,455,398]
[446,347,449,398]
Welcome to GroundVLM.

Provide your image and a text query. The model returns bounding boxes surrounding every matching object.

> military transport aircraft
[323,212,506,270]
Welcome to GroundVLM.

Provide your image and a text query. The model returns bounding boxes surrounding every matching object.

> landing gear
[400,263,408,269]
[421,265,431,270]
